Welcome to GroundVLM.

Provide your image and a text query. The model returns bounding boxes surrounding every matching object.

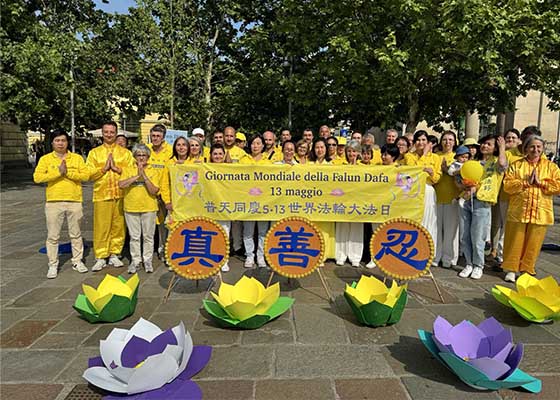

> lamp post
[283,57,293,129]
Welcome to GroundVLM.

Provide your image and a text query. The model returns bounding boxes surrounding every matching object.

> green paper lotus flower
[344,275,407,327]
[492,274,560,323]
[202,276,294,329]
[73,274,139,323]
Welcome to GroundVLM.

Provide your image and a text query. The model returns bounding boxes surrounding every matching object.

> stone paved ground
[1,168,559,400]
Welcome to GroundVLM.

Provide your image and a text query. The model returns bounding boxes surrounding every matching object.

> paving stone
[0,307,36,333]
[0,277,46,301]
[155,298,206,314]
[51,315,103,334]
[343,320,400,345]
[31,332,89,349]
[12,287,69,307]
[401,376,501,399]
[0,320,58,348]
[81,321,137,347]
[0,383,63,400]
[55,348,99,383]
[293,304,348,344]
[498,375,560,399]
[148,312,198,330]
[28,300,75,321]
[426,304,483,325]
[382,336,448,377]
[520,345,560,373]
[408,278,460,305]
[255,379,334,400]
[291,286,333,303]
[196,346,273,379]
[241,318,294,345]
[275,345,393,378]
[393,307,437,338]
[1,350,75,381]
[192,329,242,346]
[335,378,409,400]
[194,380,254,400]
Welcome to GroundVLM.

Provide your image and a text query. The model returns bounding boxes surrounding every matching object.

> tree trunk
[405,93,419,133]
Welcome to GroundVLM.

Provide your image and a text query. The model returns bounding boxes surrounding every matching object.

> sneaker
[108,254,124,267]
[459,265,473,278]
[351,261,360,268]
[471,266,484,280]
[92,258,107,272]
[144,262,154,273]
[335,260,345,266]
[46,266,58,279]
[157,246,165,260]
[484,242,492,256]
[221,263,230,272]
[72,261,88,273]
[365,260,376,269]
[504,272,516,283]
[244,259,255,268]
[257,258,267,268]
[128,263,138,274]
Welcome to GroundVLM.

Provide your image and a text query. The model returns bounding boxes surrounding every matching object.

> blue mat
[39,242,88,254]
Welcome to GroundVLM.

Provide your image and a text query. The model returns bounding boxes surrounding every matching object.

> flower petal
[83,366,129,393]
[448,320,485,360]
[125,318,163,343]
[225,301,257,321]
[98,274,133,298]
[126,353,179,394]
[231,276,262,305]
[120,329,178,368]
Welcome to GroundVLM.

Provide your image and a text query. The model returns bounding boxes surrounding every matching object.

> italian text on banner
[169,164,426,223]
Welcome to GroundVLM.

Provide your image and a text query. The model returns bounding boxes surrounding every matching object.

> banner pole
[163,274,178,303]
[316,267,334,303]
[429,270,446,303]
[266,271,275,288]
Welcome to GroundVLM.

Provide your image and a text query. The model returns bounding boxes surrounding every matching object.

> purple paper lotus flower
[83,318,211,399]
[432,316,523,380]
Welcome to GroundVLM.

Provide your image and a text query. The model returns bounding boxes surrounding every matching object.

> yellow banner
[169,164,426,222]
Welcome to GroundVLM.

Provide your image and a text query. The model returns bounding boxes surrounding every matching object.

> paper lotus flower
[418,316,541,392]
[73,274,139,323]
[492,274,560,323]
[203,276,294,329]
[344,275,407,327]
[83,318,211,399]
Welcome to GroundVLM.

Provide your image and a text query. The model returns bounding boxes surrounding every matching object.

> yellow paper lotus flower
[74,274,139,323]
[210,276,279,321]
[345,275,406,308]
[492,274,560,323]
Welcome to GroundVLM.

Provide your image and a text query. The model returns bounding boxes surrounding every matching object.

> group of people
[34,121,559,283]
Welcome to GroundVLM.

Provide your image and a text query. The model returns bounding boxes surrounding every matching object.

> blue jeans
[460,197,491,268]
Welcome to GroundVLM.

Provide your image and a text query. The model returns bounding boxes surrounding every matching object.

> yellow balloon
[460,160,484,183]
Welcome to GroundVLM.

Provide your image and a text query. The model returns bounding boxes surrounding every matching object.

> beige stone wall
[514,90,559,152]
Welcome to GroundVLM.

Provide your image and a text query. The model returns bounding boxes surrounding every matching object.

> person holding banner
[241,134,272,268]
[209,143,232,272]
[458,135,507,280]
[502,135,560,282]
[434,131,460,269]
[396,136,413,165]
[170,136,189,164]
[295,140,310,164]
[186,137,206,164]
[405,131,442,257]
[327,137,345,165]
[335,140,364,267]
[310,138,336,261]
[274,141,298,165]
[223,126,247,163]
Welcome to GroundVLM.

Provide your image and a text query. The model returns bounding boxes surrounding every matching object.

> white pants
[434,202,459,266]
[218,220,231,265]
[422,185,438,260]
[335,222,363,264]
[243,221,269,262]
[491,200,508,261]
[45,202,84,268]
[231,221,243,251]
[125,212,157,264]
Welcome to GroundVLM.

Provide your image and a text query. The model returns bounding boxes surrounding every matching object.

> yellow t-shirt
[33,151,90,202]
[405,152,442,185]
[86,143,134,201]
[434,151,459,204]
[225,146,248,163]
[120,165,164,213]
[240,155,273,165]
[147,142,173,168]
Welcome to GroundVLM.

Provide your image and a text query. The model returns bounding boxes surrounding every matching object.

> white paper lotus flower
[83,318,193,394]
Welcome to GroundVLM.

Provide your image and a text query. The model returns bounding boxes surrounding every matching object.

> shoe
[351,261,360,268]
[72,261,88,273]
[484,242,492,256]
[144,262,154,273]
[257,258,267,268]
[244,258,255,268]
[221,263,230,272]
[128,263,138,274]
[335,260,345,266]
[459,265,473,278]
[157,246,165,260]
[108,254,124,267]
[470,266,483,280]
[504,272,516,282]
[365,260,376,269]
[92,258,107,272]
[46,266,58,279]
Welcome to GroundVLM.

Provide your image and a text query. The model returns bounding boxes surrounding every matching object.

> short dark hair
[282,140,296,152]
[150,123,167,137]
[51,129,70,142]
[521,125,541,140]
[413,130,429,143]
[102,120,118,130]
[381,144,400,161]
